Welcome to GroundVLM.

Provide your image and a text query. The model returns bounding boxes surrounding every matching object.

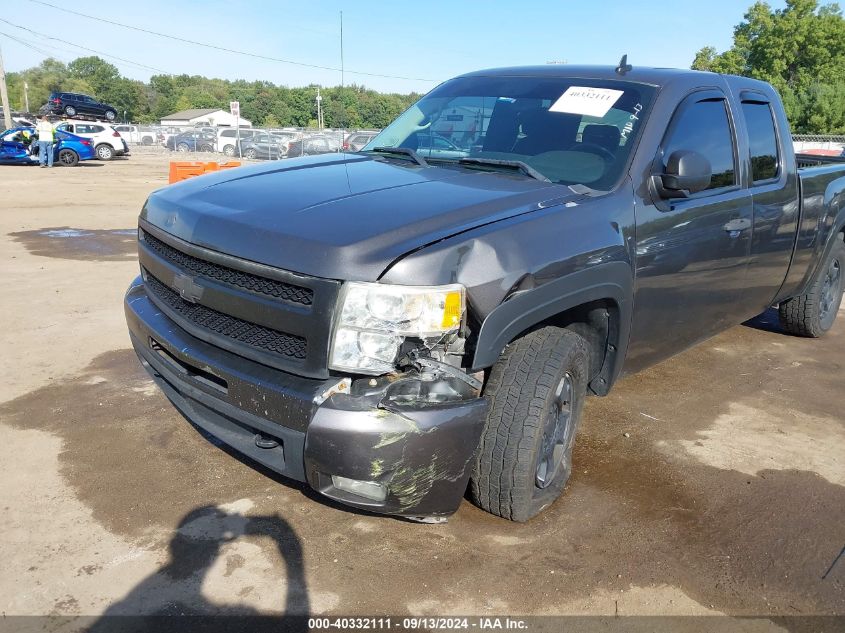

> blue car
[0,126,97,166]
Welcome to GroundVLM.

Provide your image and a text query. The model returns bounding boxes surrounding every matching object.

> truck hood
[141,153,577,280]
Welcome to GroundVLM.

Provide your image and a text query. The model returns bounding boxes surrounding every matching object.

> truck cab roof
[458,64,774,92]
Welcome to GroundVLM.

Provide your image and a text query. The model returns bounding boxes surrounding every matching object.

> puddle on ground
[10,227,137,261]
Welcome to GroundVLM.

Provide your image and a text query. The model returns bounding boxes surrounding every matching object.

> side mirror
[654,150,712,199]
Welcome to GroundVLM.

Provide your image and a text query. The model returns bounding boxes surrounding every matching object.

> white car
[55,120,129,160]
[113,124,159,145]
[217,128,256,157]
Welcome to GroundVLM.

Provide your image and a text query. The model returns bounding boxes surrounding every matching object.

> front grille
[141,229,314,306]
[145,272,307,360]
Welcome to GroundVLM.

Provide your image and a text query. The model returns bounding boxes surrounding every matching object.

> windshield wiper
[369,146,428,167]
[458,157,550,182]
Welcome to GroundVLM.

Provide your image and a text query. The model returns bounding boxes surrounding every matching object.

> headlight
[329,282,465,374]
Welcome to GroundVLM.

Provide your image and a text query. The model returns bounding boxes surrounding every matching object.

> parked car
[286,135,335,157]
[413,133,465,159]
[125,65,845,523]
[40,91,118,122]
[217,128,257,157]
[238,131,287,160]
[343,131,378,151]
[1,126,96,166]
[55,120,129,160]
[114,125,160,146]
[166,131,215,152]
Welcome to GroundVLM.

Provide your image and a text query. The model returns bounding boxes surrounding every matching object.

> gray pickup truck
[125,64,845,522]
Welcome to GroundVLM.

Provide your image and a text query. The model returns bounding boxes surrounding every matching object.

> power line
[0,18,170,74]
[0,30,69,62]
[2,26,411,97]
[26,0,438,83]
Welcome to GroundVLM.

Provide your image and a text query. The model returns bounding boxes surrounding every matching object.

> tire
[244,148,257,159]
[176,142,189,153]
[223,145,235,157]
[470,327,590,522]
[95,144,114,160]
[141,137,153,146]
[778,237,845,337]
[199,144,213,153]
[104,110,116,122]
[64,105,76,117]
[57,149,79,166]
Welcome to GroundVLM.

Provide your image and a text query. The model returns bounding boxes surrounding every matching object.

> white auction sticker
[549,86,624,117]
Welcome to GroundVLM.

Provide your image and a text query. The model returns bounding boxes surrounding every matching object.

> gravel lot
[0,153,842,627]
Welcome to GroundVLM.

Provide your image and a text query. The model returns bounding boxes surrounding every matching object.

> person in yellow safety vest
[35,116,55,168]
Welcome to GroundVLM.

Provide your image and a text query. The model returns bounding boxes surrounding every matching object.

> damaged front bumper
[124,276,488,518]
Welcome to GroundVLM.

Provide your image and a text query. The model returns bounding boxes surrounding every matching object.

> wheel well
[470,299,621,396]
[526,299,619,396]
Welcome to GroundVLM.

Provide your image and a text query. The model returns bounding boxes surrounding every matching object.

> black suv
[42,92,118,122]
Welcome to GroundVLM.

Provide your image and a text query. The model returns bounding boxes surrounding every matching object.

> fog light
[331,475,387,502]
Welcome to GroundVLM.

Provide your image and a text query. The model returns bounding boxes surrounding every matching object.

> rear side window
[663,98,736,190]
[742,102,779,182]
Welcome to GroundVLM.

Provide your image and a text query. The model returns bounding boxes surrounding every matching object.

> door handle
[723,218,751,237]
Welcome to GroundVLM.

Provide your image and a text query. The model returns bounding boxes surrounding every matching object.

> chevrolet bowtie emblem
[172,273,203,303]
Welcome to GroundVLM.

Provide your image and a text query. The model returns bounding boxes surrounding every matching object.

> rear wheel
[95,143,114,160]
[64,105,76,117]
[57,149,79,166]
[244,148,257,159]
[778,238,845,337]
[104,110,116,122]
[199,144,214,153]
[470,327,589,522]
[176,142,189,153]
[223,144,235,157]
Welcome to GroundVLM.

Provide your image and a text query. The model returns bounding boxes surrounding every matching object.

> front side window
[742,101,779,182]
[364,75,655,189]
[662,98,736,191]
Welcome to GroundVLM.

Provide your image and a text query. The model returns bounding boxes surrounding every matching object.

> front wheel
[57,149,79,166]
[104,110,116,122]
[223,144,235,157]
[471,327,589,522]
[778,238,844,337]
[176,142,189,153]
[95,144,114,160]
[243,148,257,159]
[199,144,214,153]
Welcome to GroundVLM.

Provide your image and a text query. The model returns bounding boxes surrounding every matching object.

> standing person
[35,116,55,168]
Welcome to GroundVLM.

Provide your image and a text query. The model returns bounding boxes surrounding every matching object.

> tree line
[692,0,845,134]
[4,55,420,129]
[6,1,845,134]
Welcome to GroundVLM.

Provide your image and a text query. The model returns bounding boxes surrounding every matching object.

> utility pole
[24,81,29,113]
[316,88,323,130]
[0,44,13,131]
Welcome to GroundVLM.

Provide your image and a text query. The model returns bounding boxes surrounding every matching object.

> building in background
[160,108,251,128]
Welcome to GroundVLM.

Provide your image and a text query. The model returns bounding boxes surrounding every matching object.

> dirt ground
[0,153,842,629]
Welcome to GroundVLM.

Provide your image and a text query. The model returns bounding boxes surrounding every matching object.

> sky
[1,0,789,94]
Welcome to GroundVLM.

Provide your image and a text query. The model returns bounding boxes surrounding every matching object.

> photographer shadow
[86,505,309,632]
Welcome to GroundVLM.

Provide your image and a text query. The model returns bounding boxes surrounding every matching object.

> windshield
[364,75,655,189]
